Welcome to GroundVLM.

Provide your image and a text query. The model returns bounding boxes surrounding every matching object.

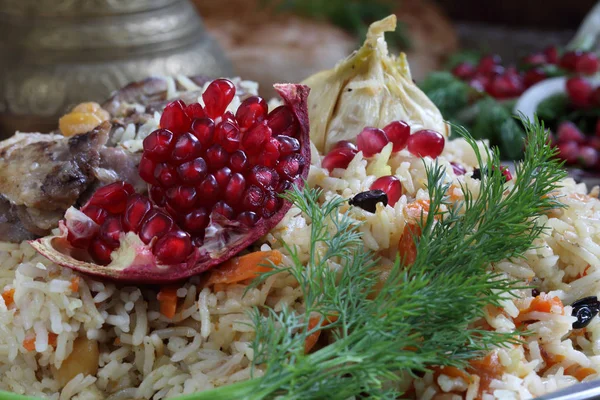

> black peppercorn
[472,168,482,180]
[531,288,540,297]
[571,296,600,329]
[349,190,388,213]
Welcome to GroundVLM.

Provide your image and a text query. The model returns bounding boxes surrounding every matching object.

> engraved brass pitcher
[0,0,233,137]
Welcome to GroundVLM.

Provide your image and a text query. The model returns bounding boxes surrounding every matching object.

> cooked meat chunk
[0,196,36,242]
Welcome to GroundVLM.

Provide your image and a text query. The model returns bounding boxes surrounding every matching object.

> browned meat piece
[0,196,36,242]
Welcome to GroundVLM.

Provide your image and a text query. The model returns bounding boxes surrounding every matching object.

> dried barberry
[349,190,388,213]
[571,296,600,329]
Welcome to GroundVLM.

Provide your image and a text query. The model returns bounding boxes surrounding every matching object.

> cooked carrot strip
[398,224,421,266]
[519,293,564,316]
[1,288,15,306]
[565,364,597,381]
[304,315,339,354]
[49,333,58,347]
[206,250,283,286]
[433,366,471,382]
[157,286,179,319]
[70,276,80,293]
[23,336,36,351]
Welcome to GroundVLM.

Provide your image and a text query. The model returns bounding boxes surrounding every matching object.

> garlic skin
[302,15,449,154]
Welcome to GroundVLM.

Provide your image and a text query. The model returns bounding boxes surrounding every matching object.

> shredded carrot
[304,315,339,354]
[70,276,80,293]
[467,351,504,399]
[577,265,592,279]
[1,288,15,306]
[23,336,36,351]
[404,199,430,221]
[206,250,283,286]
[565,365,597,381]
[519,293,564,315]
[48,333,58,347]
[398,224,421,266]
[157,286,179,319]
[114,337,121,345]
[433,366,471,382]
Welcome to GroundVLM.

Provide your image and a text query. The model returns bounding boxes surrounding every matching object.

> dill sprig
[188,118,566,400]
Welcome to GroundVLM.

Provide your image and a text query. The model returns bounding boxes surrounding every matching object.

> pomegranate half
[31,83,310,283]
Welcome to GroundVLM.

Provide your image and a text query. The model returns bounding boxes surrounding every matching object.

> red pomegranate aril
[205,144,229,170]
[172,132,203,164]
[229,150,248,172]
[123,194,151,233]
[276,179,293,194]
[488,73,524,99]
[383,121,410,152]
[477,54,501,75]
[198,174,220,205]
[357,127,389,157]
[87,182,134,214]
[149,186,166,206]
[566,77,593,108]
[450,162,466,176]
[589,136,600,150]
[276,135,300,155]
[66,209,99,249]
[370,176,402,207]
[82,205,108,225]
[267,106,297,136]
[277,153,305,180]
[142,129,175,162]
[183,208,209,235]
[578,146,599,167]
[160,100,191,135]
[202,79,236,118]
[322,147,356,172]
[238,211,259,227]
[544,46,559,64]
[468,75,490,93]
[185,103,205,119]
[99,216,122,247]
[242,185,265,211]
[407,130,445,158]
[500,166,513,182]
[333,140,358,152]
[154,163,179,188]
[191,118,215,147]
[589,87,600,107]
[213,201,235,219]
[139,210,173,244]
[560,51,581,70]
[262,191,280,218]
[216,121,241,152]
[452,62,475,80]
[249,165,279,191]
[139,156,158,185]
[89,238,113,265]
[557,121,586,143]
[575,53,599,75]
[523,68,547,88]
[523,53,546,65]
[166,186,198,211]
[242,120,272,151]
[261,137,281,167]
[236,96,268,130]
[224,173,246,206]
[215,167,232,189]
[177,157,207,184]
[557,141,580,164]
[154,230,192,265]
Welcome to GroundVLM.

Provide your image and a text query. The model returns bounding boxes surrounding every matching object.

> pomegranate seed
[166,186,198,211]
[191,118,215,147]
[149,186,166,206]
[154,230,192,265]
[66,210,99,249]
[322,147,356,172]
[143,129,175,162]
[477,54,501,75]
[590,87,600,107]
[500,166,513,181]
[560,51,581,70]
[229,150,249,172]
[276,135,300,155]
[578,146,599,168]
[575,53,600,75]
[82,205,108,225]
[383,121,410,152]
[242,185,265,211]
[139,210,173,244]
[185,103,205,119]
[160,100,191,135]
[262,191,280,218]
[468,75,491,92]
[333,140,358,152]
[236,96,268,130]
[198,174,220,205]
[202,79,236,118]
[154,163,179,188]
[488,73,524,99]
[588,137,600,151]
[238,211,259,227]
[357,127,389,157]
[450,162,466,176]
[277,153,305,180]
[216,121,241,152]
[89,237,113,265]
[451,62,475,80]
[177,157,207,184]
[276,179,293,194]
[249,165,279,191]
[224,173,246,206]
[557,141,580,164]
[523,53,546,65]
[139,156,158,185]
[370,176,402,207]
[213,201,234,219]
[242,120,272,152]
[261,137,281,167]
[172,132,202,164]
[566,77,593,108]
[544,46,559,64]
[99,216,122,247]
[557,121,586,143]
[123,194,151,233]
[215,167,232,189]
[183,209,209,235]
[267,106,297,136]
[407,130,445,158]
[87,182,134,214]
[523,68,547,88]
[205,144,229,170]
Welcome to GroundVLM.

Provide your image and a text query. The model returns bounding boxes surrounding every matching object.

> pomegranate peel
[31,83,311,283]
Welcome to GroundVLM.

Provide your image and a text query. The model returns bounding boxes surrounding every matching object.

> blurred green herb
[537,93,600,133]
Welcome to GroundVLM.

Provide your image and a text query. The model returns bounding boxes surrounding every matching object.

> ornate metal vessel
[0,0,232,137]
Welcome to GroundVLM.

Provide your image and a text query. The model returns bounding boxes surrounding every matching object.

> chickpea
[53,336,99,387]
